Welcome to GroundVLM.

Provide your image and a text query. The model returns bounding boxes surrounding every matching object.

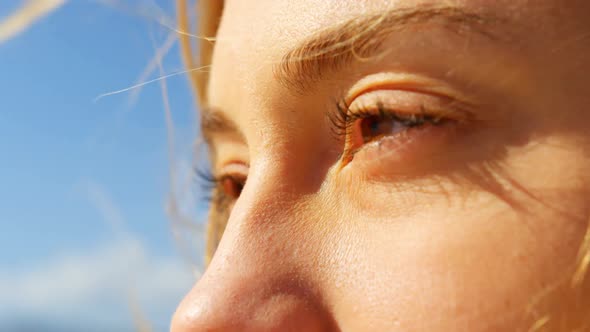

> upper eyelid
[346,87,476,120]
[344,74,477,107]
[219,162,250,177]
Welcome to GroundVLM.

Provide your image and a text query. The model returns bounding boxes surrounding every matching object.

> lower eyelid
[347,120,459,177]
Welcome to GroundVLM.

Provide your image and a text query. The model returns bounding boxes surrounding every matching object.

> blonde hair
[177,1,590,330]
[177,0,222,105]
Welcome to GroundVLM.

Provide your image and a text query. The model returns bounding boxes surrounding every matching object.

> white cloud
[0,238,197,330]
[1,180,198,330]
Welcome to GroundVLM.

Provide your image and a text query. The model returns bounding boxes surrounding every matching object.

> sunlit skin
[171,0,590,331]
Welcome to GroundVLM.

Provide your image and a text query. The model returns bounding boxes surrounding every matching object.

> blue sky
[0,1,206,330]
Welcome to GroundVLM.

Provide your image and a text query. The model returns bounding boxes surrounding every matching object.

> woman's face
[172,0,590,331]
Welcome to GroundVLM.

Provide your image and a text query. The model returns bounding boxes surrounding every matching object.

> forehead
[208,0,372,106]
[206,0,560,113]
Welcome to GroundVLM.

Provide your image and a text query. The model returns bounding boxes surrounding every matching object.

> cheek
[322,195,585,331]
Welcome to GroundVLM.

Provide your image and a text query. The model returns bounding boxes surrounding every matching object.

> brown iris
[220,176,245,199]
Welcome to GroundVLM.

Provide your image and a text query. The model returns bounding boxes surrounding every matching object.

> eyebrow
[274,5,501,94]
[200,106,243,143]
[201,5,501,142]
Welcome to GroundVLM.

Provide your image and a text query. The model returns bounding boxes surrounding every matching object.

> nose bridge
[209,161,316,289]
[171,165,334,332]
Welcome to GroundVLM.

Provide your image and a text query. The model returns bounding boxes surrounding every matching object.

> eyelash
[194,165,245,204]
[194,166,218,203]
[328,98,443,148]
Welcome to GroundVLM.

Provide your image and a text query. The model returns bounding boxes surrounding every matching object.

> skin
[171,0,590,331]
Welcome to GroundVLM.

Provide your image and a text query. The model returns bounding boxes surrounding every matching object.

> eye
[219,175,245,199]
[338,101,447,157]
[194,164,248,203]
[353,110,443,148]
[359,114,401,141]
[327,88,472,170]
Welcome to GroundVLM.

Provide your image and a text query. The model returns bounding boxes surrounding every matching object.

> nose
[170,177,336,332]
[171,269,333,332]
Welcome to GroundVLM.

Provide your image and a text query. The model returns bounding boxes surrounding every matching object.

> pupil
[360,116,385,143]
[369,117,380,133]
